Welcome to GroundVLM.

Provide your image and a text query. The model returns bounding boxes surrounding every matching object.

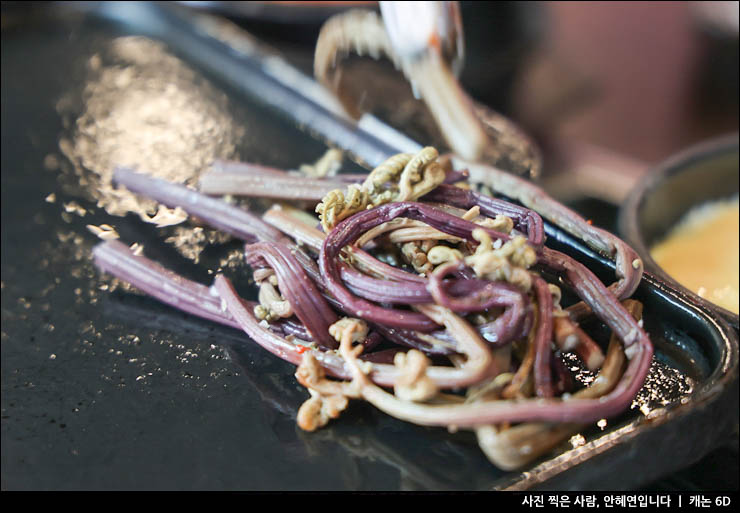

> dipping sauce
[650,196,739,314]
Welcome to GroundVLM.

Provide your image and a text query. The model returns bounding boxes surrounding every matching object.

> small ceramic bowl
[619,133,739,330]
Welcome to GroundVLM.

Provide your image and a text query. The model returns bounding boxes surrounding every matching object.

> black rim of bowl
[619,133,740,329]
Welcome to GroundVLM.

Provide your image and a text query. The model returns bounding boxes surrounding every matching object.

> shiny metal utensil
[378,1,488,160]
[379,1,465,77]
[313,1,542,176]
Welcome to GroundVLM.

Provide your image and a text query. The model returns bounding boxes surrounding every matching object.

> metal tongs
[377,1,490,161]
[379,1,465,79]
[316,1,541,177]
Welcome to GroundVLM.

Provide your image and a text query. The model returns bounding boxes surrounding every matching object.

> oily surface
[1,5,735,491]
[0,11,499,490]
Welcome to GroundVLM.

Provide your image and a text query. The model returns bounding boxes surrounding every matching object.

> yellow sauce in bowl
[650,196,739,314]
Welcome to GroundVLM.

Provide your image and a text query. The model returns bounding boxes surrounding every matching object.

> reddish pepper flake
[295,345,309,354]
[427,32,441,51]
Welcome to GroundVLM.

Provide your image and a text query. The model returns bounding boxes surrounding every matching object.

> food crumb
[569,434,586,447]
[43,154,60,171]
[129,243,144,256]
[145,205,188,227]
[87,224,120,240]
[64,202,87,217]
